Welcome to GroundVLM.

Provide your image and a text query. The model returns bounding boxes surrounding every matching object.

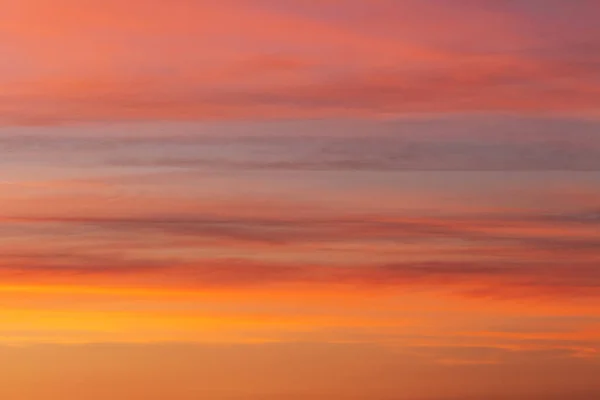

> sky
[1,1,599,399]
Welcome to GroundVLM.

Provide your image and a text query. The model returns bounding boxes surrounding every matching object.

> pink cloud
[2,0,598,125]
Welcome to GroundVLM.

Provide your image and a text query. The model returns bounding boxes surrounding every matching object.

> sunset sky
[1,1,600,399]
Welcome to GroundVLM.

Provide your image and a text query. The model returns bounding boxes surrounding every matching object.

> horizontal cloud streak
[2,3,600,397]
[2,257,600,299]
[3,117,600,171]
[1,1,600,124]
[2,206,599,298]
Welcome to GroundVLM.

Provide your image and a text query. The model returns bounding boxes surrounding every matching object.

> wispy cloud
[2,2,600,396]
[2,208,599,298]
[2,0,599,124]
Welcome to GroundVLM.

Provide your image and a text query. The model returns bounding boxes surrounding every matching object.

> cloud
[4,117,600,171]
[1,0,599,125]
[2,255,600,299]
[5,207,600,248]
[2,209,599,298]
[111,135,600,171]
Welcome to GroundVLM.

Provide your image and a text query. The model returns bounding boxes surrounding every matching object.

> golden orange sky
[1,1,600,399]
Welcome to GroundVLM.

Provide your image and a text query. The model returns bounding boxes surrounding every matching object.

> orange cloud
[2,3,600,398]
